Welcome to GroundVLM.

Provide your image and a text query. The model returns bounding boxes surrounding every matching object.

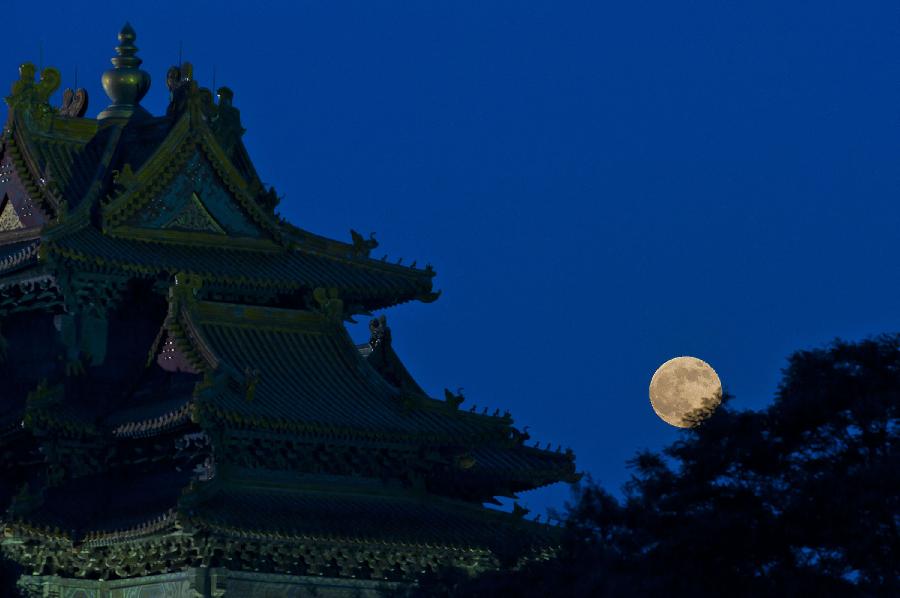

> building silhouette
[0,25,577,597]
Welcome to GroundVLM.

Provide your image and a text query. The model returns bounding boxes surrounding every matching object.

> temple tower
[0,25,577,597]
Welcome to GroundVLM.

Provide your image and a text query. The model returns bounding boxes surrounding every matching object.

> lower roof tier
[1,468,559,581]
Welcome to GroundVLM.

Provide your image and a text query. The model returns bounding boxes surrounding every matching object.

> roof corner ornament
[257,185,280,213]
[166,63,244,145]
[443,387,465,410]
[512,502,530,519]
[58,87,88,118]
[111,163,137,192]
[313,287,343,321]
[509,426,530,446]
[210,86,246,153]
[171,271,203,301]
[368,315,390,349]
[98,23,151,121]
[166,61,193,91]
[165,61,195,116]
[416,288,442,303]
[350,229,378,257]
[5,62,61,128]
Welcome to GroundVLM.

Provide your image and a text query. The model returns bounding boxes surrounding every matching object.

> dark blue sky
[4,1,898,515]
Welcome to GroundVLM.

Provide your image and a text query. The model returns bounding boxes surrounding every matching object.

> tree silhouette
[412,335,899,597]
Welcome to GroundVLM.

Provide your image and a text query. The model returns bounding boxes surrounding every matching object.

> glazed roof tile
[45,225,432,305]
[5,80,439,311]
[114,116,180,175]
[5,114,109,211]
[183,300,507,440]
[23,130,106,207]
[467,446,580,491]
[472,445,573,475]
[194,479,558,550]
[8,470,558,553]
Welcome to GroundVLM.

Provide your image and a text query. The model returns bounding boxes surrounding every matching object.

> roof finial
[98,23,151,120]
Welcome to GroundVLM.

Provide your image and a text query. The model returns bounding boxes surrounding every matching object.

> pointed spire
[98,23,151,120]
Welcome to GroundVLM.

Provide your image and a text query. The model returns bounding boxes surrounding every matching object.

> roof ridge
[42,122,125,237]
[0,227,41,245]
[174,295,518,432]
[189,298,333,330]
[4,118,58,219]
[280,222,439,281]
[100,108,286,245]
[100,112,192,223]
[111,401,192,438]
[82,508,178,546]
[168,285,223,373]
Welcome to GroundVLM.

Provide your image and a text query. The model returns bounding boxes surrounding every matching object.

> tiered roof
[175,292,508,439]
[0,24,578,586]
[3,467,558,580]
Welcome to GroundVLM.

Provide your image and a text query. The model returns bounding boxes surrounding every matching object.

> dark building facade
[0,25,577,597]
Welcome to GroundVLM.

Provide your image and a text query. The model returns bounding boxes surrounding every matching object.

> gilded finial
[98,23,151,120]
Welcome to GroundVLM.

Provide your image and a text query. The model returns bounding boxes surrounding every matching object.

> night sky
[3,1,898,516]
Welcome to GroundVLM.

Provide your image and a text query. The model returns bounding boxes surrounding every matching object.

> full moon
[649,356,722,428]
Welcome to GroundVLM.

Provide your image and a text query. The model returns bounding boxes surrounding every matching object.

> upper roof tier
[162,281,515,443]
[0,25,439,312]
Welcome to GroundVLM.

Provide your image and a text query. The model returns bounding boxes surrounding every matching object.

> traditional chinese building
[0,25,578,597]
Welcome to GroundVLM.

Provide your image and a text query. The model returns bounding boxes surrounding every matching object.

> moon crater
[649,356,722,428]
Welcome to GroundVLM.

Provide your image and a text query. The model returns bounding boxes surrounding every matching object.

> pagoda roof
[90,289,577,499]
[2,111,109,217]
[4,466,193,539]
[190,475,558,551]
[0,36,581,564]
[471,445,579,485]
[2,61,439,312]
[166,293,511,442]
[2,468,558,578]
[43,225,433,308]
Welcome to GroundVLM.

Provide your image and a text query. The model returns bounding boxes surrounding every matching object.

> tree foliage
[416,335,900,597]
